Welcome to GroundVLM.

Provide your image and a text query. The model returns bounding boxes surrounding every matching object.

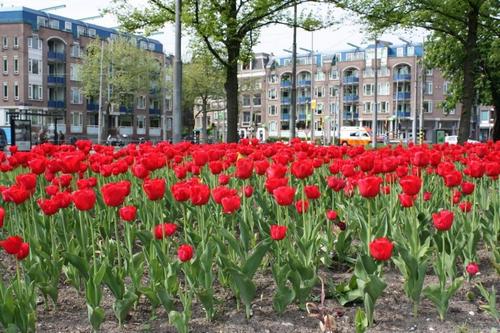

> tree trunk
[225,43,240,143]
[201,98,208,144]
[457,5,480,144]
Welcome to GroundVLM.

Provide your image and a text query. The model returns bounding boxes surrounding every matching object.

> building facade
[0,7,172,144]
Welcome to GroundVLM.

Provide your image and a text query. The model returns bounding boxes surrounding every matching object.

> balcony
[149,108,161,115]
[281,114,290,121]
[87,125,99,135]
[280,81,292,88]
[343,76,359,84]
[281,97,291,105]
[343,95,359,102]
[397,111,411,118]
[298,113,307,121]
[48,100,65,108]
[87,103,99,111]
[47,51,65,61]
[298,96,311,104]
[343,112,359,119]
[394,92,411,100]
[393,74,411,81]
[47,75,65,84]
[297,80,311,86]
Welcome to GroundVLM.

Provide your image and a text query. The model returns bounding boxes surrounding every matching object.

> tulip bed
[0,139,499,333]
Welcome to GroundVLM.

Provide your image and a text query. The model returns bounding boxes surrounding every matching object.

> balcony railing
[394,92,411,100]
[87,103,99,111]
[47,51,65,61]
[281,114,290,121]
[397,111,411,118]
[298,96,311,104]
[48,100,65,108]
[280,81,292,88]
[47,75,65,84]
[343,95,359,102]
[297,80,311,86]
[393,74,411,81]
[149,108,161,115]
[281,97,291,104]
[343,76,359,84]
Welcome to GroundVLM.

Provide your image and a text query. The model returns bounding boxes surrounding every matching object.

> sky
[1,0,427,57]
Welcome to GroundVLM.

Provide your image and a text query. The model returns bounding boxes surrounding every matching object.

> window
[76,26,85,37]
[242,95,251,106]
[150,116,161,128]
[253,93,261,106]
[119,115,132,127]
[425,81,433,95]
[329,69,338,80]
[397,47,404,57]
[425,69,433,76]
[314,87,325,98]
[28,84,42,100]
[71,112,83,126]
[330,103,338,115]
[71,87,83,104]
[268,88,277,100]
[243,111,251,123]
[314,120,322,131]
[14,82,19,100]
[29,59,40,75]
[2,82,7,100]
[37,16,48,28]
[316,71,325,81]
[407,46,415,56]
[480,111,490,122]
[315,103,324,115]
[166,117,172,130]
[49,19,60,30]
[269,121,277,132]
[65,21,72,31]
[13,56,19,74]
[71,44,81,57]
[70,64,81,81]
[2,36,7,49]
[363,84,374,96]
[13,36,18,48]
[443,81,450,95]
[268,74,278,83]
[88,29,96,38]
[379,101,389,113]
[137,115,145,129]
[268,105,277,115]
[329,86,338,97]
[254,113,262,124]
[2,56,7,74]
[364,102,372,113]
[137,96,146,109]
[423,101,433,113]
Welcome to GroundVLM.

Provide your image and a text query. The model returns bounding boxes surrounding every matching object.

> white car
[444,135,479,144]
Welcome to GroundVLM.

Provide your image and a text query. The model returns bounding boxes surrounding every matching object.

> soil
[31,256,499,333]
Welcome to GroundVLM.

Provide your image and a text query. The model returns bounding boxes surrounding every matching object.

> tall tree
[335,0,500,143]
[183,47,225,143]
[80,37,164,142]
[107,0,330,142]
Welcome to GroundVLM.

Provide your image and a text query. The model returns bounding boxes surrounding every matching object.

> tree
[335,0,500,143]
[183,47,225,143]
[80,37,164,142]
[107,0,331,142]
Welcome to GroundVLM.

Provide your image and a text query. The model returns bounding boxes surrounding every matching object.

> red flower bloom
[72,188,96,211]
[327,177,346,192]
[399,175,422,196]
[304,185,321,200]
[369,237,394,261]
[45,185,59,196]
[358,176,383,198]
[190,183,211,206]
[154,223,177,239]
[192,151,209,166]
[208,161,223,175]
[398,193,414,208]
[0,206,4,228]
[295,199,309,214]
[265,177,288,194]
[235,158,254,180]
[177,244,194,262]
[291,159,314,179]
[119,205,137,222]
[254,160,269,175]
[423,191,432,201]
[432,210,454,231]
[465,262,479,276]
[16,173,37,191]
[218,174,230,185]
[37,198,60,216]
[453,190,462,204]
[461,182,475,195]
[2,185,30,205]
[28,158,46,175]
[273,186,296,206]
[443,170,462,187]
[326,209,338,221]
[54,191,72,209]
[244,185,253,198]
[459,201,472,213]
[465,161,484,178]
[266,164,288,179]
[132,164,149,179]
[212,186,237,204]
[171,183,191,202]
[101,181,131,207]
[270,225,287,241]
[143,178,166,201]
[16,242,30,260]
[221,195,241,214]
[0,235,23,254]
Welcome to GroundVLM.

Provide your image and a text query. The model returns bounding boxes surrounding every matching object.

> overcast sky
[2,0,427,57]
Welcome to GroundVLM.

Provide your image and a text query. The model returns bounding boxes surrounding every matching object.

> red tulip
[295,199,309,214]
[16,173,37,191]
[28,158,46,174]
[358,176,383,198]
[132,163,149,179]
[154,223,177,239]
[218,174,230,185]
[453,190,462,204]
[16,242,30,260]
[326,209,338,221]
[398,193,414,208]
[54,191,72,209]
[101,181,131,207]
[37,198,60,216]
[0,206,4,228]
[2,185,30,205]
[254,160,270,175]
[273,186,296,206]
[221,195,241,214]
[72,188,96,211]
[243,185,253,198]
[304,185,321,200]
[171,183,191,202]
[192,151,209,166]
[212,186,237,204]
[270,225,287,241]
[465,262,479,276]
[208,161,223,175]
[423,191,432,201]
[235,158,254,180]
[177,244,194,262]
[327,177,346,192]
[143,178,166,201]
[459,201,472,213]
[465,161,484,178]
[119,205,137,222]
[399,175,422,196]
[291,159,314,179]
[0,236,23,254]
[369,237,393,261]
[190,183,211,206]
[443,170,462,187]
[461,182,475,195]
[265,177,288,194]
[432,210,454,231]
[266,163,288,179]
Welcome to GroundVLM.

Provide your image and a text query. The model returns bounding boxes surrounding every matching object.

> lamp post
[172,0,183,143]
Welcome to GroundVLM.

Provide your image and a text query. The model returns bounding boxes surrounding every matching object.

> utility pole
[172,0,183,143]
[97,39,104,144]
[290,1,297,141]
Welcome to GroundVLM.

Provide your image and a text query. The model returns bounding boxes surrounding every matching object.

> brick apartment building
[0,6,173,144]
[195,43,495,143]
